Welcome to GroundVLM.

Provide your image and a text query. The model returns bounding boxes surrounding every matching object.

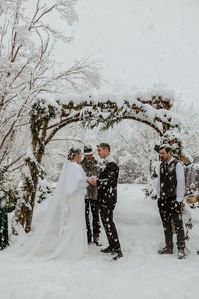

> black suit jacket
[97,161,119,205]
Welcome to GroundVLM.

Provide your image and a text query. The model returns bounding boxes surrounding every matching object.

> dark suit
[97,158,121,251]
[158,159,185,251]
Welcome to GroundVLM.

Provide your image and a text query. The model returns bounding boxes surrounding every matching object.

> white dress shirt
[156,157,185,202]
[104,155,116,164]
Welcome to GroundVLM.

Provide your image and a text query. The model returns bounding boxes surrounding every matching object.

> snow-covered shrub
[0,166,18,212]
[37,178,53,203]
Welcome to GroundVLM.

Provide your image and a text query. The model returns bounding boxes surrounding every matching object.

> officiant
[81,145,101,246]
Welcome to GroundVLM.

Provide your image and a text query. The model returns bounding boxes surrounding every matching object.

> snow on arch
[49,87,176,134]
[30,87,191,165]
[36,87,177,143]
[31,89,190,173]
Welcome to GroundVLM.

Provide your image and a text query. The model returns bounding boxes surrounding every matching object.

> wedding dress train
[19,161,88,261]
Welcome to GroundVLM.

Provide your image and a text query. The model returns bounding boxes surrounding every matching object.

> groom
[88,143,123,261]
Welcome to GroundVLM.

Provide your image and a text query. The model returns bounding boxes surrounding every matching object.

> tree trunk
[18,118,49,232]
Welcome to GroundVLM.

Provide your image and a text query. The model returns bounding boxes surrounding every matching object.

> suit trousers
[99,203,121,250]
[85,198,100,242]
[158,197,185,251]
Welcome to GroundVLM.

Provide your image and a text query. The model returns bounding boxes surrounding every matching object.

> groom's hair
[98,143,110,152]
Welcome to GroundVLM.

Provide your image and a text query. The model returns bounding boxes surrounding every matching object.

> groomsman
[156,144,186,259]
[88,143,123,261]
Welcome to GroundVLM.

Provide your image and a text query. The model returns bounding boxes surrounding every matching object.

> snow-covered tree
[0,0,101,167]
[173,101,199,160]
[0,0,102,233]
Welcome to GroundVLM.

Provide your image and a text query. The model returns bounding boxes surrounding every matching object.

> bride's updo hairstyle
[67,147,81,160]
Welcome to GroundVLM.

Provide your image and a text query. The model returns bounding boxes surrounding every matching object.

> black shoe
[112,249,123,261]
[177,249,185,259]
[101,246,113,253]
[197,250,199,255]
[158,247,173,254]
[88,237,92,244]
[93,237,102,246]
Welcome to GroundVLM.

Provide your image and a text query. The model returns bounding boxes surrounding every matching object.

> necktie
[163,162,168,173]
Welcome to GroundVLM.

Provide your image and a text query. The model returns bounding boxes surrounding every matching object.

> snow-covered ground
[1,184,199,299]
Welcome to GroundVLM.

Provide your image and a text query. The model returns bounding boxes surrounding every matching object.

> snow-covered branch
[0,0,101,167]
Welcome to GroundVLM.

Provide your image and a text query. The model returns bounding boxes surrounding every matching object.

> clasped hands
[87,177,97,186]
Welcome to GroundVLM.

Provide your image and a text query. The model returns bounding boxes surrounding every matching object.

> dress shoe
[101,246,113,253]
[112,249,123,261]
[158,246,173,254]
[93,237,102,246]
[177,249,185,259]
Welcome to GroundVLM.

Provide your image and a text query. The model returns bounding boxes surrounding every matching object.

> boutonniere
[168,165,175,172]
[100,163,106,172]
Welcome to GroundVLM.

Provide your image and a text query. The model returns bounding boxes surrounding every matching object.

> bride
[19,147,88,261]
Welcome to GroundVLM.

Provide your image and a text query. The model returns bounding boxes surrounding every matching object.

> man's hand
[87,178,97,186]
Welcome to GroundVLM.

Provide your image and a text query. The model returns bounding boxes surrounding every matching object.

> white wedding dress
[19,161,88,261]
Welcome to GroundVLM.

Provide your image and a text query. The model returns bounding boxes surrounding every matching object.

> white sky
[51,0,199,106]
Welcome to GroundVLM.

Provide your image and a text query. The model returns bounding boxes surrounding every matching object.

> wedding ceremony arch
[18,91,191,232]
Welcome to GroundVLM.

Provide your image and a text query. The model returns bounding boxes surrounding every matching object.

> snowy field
[1,184,199,299]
